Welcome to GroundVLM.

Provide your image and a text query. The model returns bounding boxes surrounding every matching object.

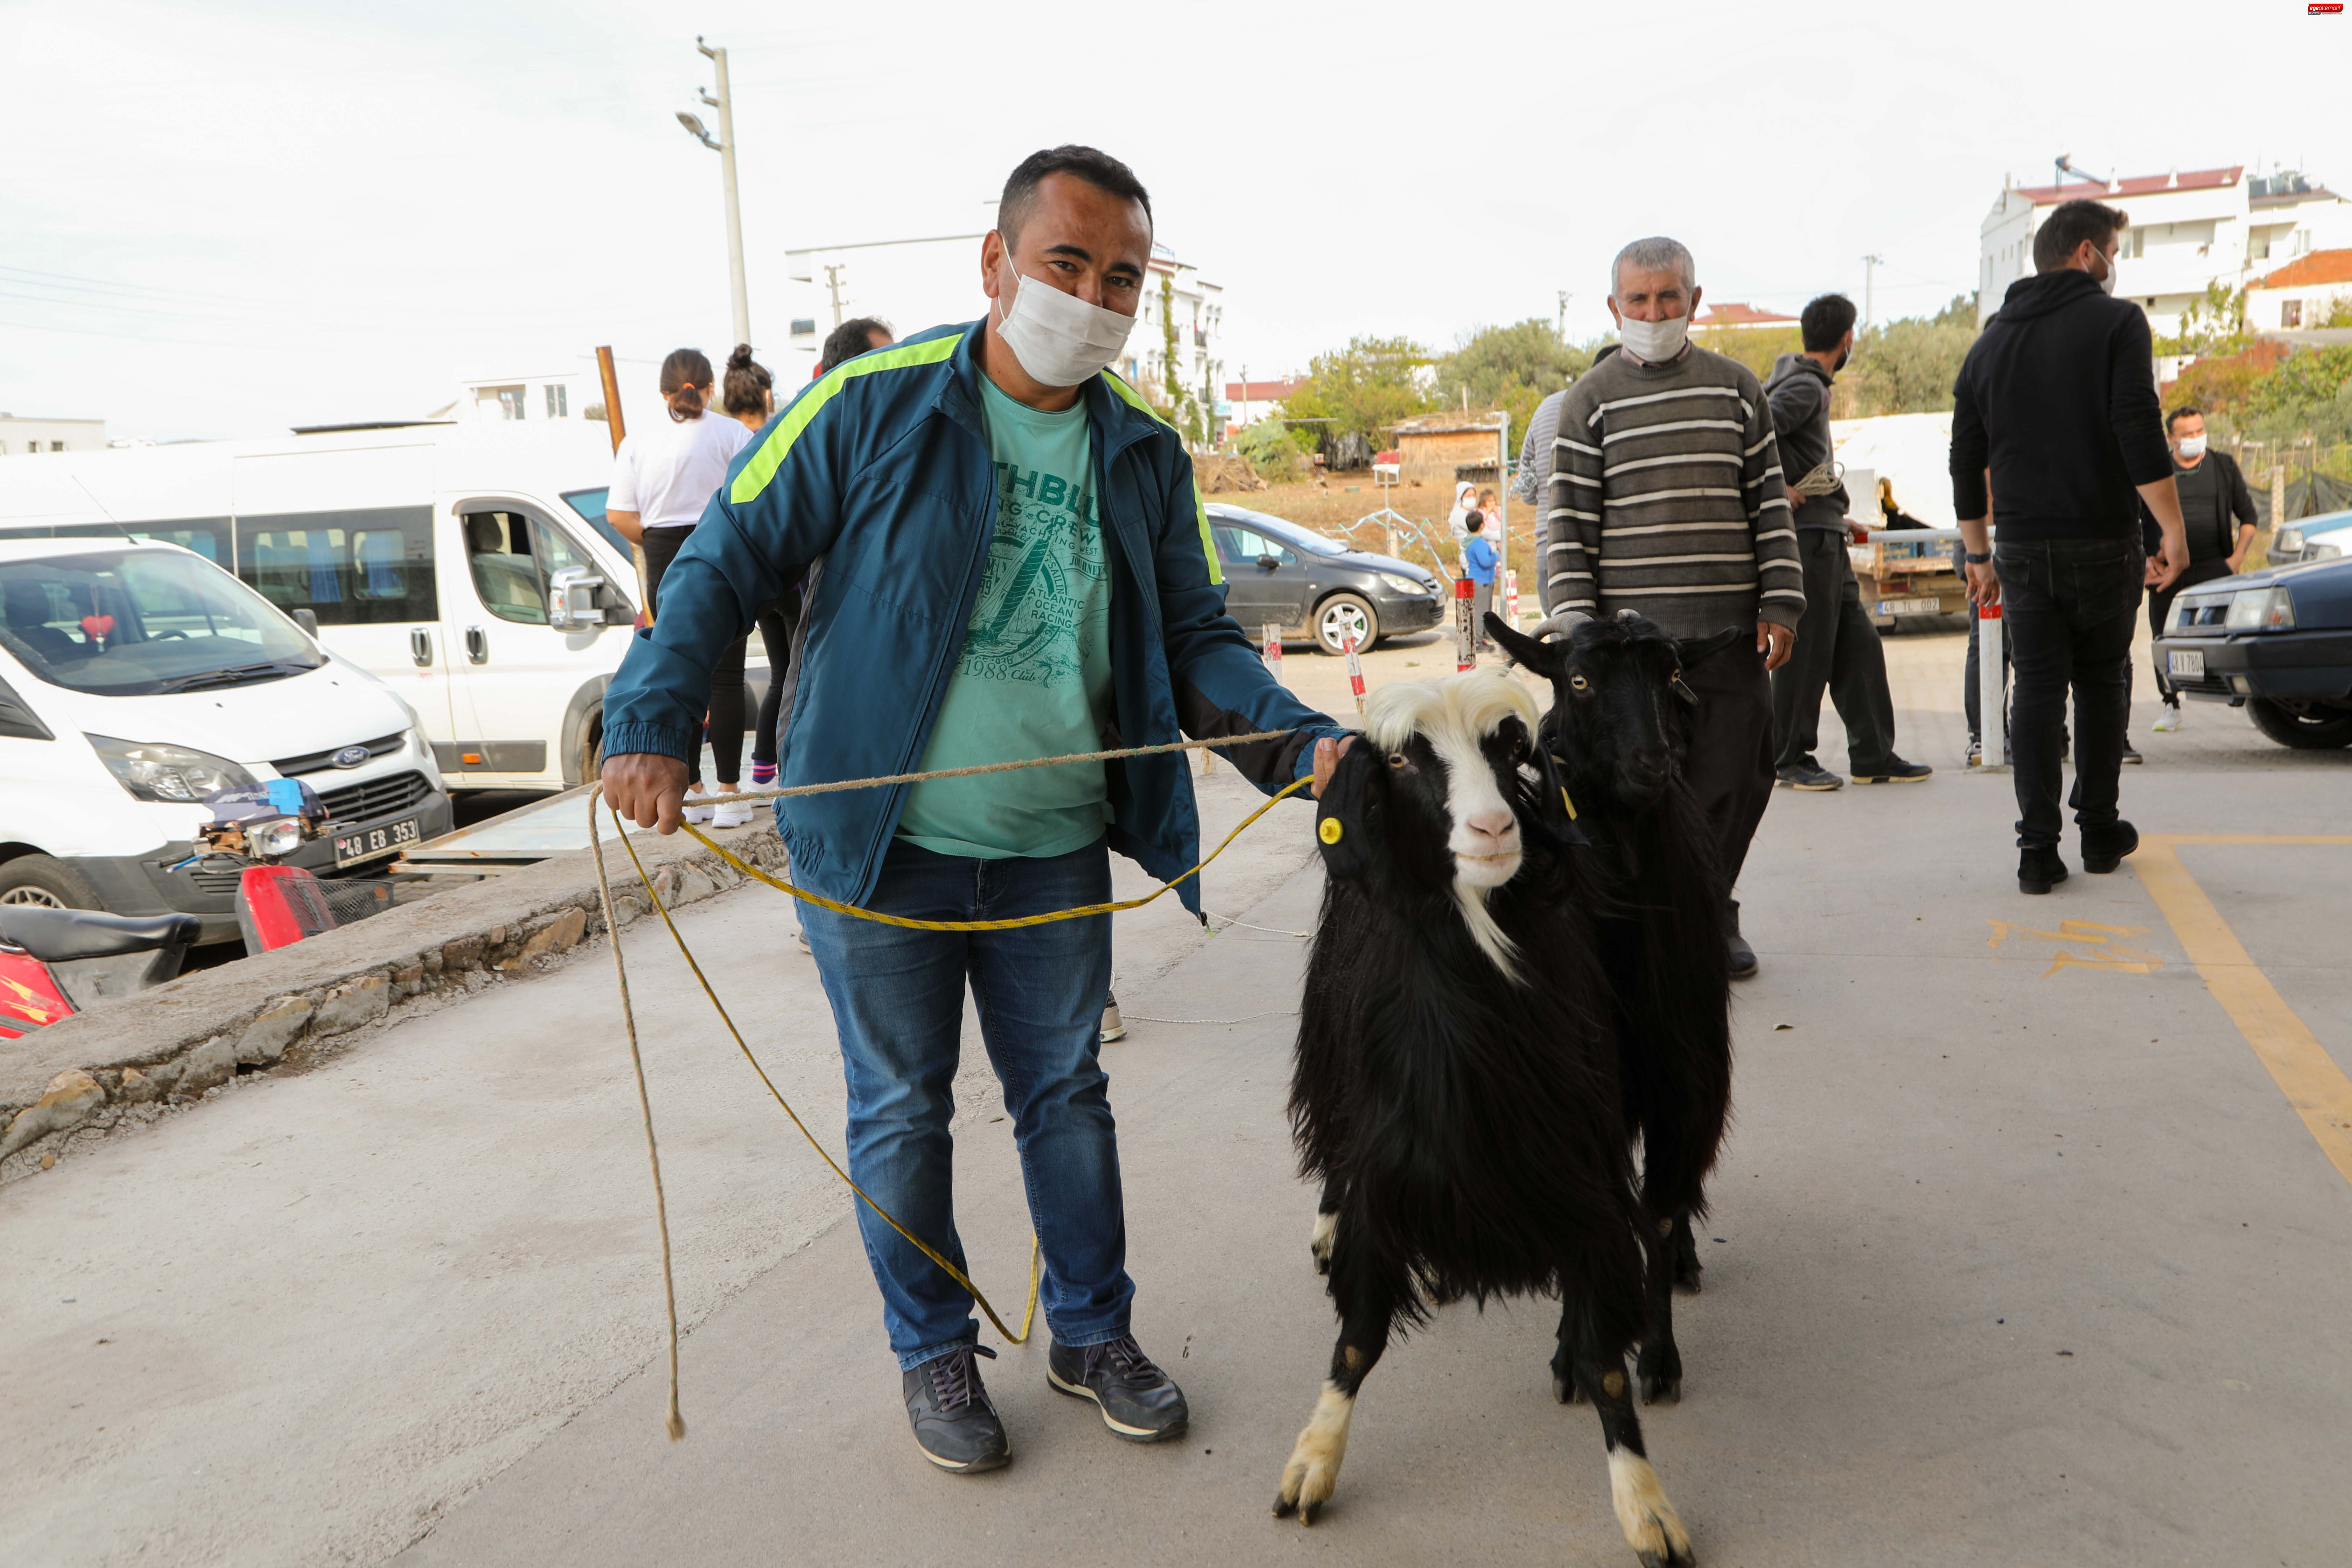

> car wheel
[2246,697,2352,750]
[0,854,105,910]
[1315,594,1378,657]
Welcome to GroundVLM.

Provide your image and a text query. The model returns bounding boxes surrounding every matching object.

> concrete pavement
[7,627,2352,1566]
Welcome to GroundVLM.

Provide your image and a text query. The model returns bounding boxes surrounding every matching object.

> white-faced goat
[1279,672,1694,1568]
[1489,609,1739,1406]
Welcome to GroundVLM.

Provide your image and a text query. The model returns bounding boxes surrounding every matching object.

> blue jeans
[1994,536,2143,851]
[800,835,1129,1369]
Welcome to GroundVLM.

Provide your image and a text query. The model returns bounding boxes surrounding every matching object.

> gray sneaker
[1046,1335,1189,1442]
[1774,761,1843,791]
[902,1344,1009,1473]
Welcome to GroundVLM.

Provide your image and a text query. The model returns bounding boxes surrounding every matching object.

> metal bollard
[1505,568,1520,627]
[1262,623,1284,680]
[1342,629,1366,715]
[1455,578,1475,672]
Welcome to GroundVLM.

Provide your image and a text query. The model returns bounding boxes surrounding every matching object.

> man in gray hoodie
[1764,293,1929,790]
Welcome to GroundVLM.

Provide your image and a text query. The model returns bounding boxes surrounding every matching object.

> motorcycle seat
[0,906,201,964]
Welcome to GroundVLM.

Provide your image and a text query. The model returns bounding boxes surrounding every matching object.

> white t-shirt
[608,411,754,530]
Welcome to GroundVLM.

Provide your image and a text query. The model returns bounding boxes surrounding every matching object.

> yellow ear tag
[1318,818,1344,844]
[1560,788,1578,821]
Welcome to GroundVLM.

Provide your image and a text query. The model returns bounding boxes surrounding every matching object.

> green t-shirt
[895,376,1114,859]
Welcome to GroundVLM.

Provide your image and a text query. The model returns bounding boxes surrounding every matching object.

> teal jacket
[600,322,1345,914]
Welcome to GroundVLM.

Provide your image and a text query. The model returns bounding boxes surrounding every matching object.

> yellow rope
[588,733,1319,1438]
[674,774,1311,931]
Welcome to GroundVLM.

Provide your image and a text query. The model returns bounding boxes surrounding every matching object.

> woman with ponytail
[604,348,757,825]
[719,345,800,793]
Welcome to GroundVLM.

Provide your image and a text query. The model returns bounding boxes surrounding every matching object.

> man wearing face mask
[2138,405,2256,734]
[1764,292,1928,791]
[1538,236,1806,980]
[1950,197,2189,895]
[597,145,1348,1475]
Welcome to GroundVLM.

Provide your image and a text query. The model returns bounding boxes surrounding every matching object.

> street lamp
[678,37,749,349]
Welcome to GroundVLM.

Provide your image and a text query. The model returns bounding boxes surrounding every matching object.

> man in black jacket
[2140,405,2258,734]
[1766,293,1930,789]
[1951,197,2189,895]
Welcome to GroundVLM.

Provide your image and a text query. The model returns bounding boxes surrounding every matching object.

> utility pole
[1862,254,1884,329]
[677,37,749,348]
[823,264,847,327]
[1557,290,1570,338]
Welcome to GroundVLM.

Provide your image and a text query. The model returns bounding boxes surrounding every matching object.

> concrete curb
[0,821,788,1182]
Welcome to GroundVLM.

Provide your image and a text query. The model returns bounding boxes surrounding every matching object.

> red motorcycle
[0,905,200,1038]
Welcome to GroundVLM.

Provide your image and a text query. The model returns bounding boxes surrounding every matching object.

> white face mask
[992,266,1136,387]
[2096,245,2119,296]
[1615,310,1690,364]
[2177,434,2208,460]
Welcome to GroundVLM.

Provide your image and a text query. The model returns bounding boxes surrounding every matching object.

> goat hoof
[1311,1249,1330,1277]
[1673,1267,1703,1295]
[1642,1374,1682,1406]
[1611,1451,1694,1566]
[1553,1372,1586,1405]
[1308,1212,1337,1276]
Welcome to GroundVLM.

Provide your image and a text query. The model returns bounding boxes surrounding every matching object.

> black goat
[1278,672,1693,1567]
[1488,609,1740,1406]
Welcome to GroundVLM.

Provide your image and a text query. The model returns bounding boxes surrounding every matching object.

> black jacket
[1949,270,2171,540]
[1764,353,1848,532]
[2139,450,2257,562]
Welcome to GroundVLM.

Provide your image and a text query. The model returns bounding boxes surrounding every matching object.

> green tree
[1847,294,1980,416]
[1159,274,1205,445]
[2157,280,2248,358]
[1236,416,1308,481]
[1435,320,1595,438]
[1281,335,1435,448]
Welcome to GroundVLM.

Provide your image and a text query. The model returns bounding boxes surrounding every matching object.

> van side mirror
[291,607,320,637]
[547,564,605,631]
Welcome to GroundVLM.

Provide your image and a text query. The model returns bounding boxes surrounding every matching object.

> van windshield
[561,487,633,562]
[0,550,325,696]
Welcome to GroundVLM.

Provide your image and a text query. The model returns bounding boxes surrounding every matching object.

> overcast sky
[2,0,2341,441]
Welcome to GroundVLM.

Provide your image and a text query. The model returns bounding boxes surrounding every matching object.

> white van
[0,537,452,942]
[0,421,706,793]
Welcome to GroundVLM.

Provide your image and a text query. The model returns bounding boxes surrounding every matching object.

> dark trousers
[751,595,799,766]
[1995,537,2142,851]
[1469,578,1496,648]
[641,525,748,786]
[2141,556,2233,707]
[1683,639,1776,893]
[1771,530,1897,772]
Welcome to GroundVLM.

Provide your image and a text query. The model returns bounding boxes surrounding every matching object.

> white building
[1977,165,2352,336]
[2245,249,2352,334]
[0,413,106,457]
[781,234,1225,438]
[435,369,598,426]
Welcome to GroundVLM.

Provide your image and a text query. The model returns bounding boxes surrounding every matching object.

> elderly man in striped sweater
[1538,236,1805,978]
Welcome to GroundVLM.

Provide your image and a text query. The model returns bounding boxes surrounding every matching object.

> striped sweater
[1541,346,1805,638]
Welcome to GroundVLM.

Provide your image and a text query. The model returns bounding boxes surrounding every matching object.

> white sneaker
[712,797,757,829]
[2152,707,2184,733]
[1100,993,1127,1043]
[682,788,715,825]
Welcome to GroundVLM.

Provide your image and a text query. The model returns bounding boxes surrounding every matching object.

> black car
[2152,553,2352,748]
[1204,504,1447,654]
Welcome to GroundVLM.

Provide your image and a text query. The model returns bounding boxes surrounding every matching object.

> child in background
[1462,510,1499,652]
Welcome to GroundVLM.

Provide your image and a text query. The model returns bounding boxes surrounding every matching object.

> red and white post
[1342,629,1366,716]
[1262,623,1284,679]
[1504,568,1520,628]
[1976,600,2006,769]
[1455,577,1476,672]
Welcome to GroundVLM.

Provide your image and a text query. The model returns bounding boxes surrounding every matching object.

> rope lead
[587,728,1314,1438]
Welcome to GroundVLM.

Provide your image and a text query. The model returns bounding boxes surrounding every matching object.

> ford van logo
[331,745,371,769]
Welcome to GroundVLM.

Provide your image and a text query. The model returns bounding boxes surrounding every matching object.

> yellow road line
[2146,835,2352,847]
[2131,840,2352,1189]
